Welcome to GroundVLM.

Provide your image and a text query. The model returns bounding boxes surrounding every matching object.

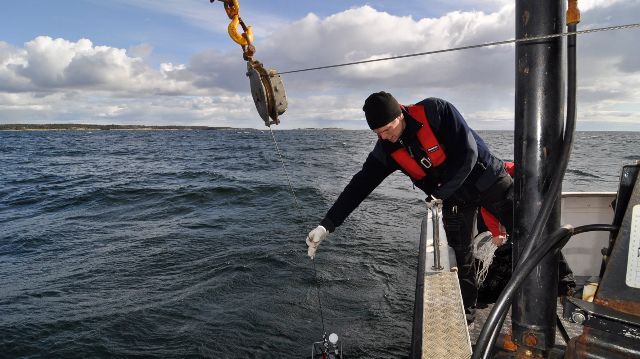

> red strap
[389,104,447,181]
[504,161,515,176]
[391,150,426,179]
[407,105,446,166]
[480,208,502,237]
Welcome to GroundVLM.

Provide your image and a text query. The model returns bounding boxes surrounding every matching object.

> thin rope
[473,232,499,287]
[268,126,326,336]
[278,23,640,75]
[269,126,299,208]
[311,258,327,336]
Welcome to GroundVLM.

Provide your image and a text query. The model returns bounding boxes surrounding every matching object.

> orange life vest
[390,104,446,180]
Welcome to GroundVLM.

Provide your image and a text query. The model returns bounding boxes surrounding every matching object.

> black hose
[556,315,571,344]
[473,226,573,359]
[472,224,618,358]
[475,21,582,358]
[571,224,618,236]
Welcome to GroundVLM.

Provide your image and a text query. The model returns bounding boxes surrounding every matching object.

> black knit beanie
[363,91,401,130]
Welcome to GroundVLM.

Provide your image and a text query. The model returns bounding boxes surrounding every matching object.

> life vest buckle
[420,157,433,169]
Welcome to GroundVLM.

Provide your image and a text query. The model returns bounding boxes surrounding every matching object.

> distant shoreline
[0,124,232,131]
[0,124,347,131]
[0,124,634,132]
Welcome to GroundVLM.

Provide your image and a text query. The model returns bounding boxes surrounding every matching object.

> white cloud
[580,0,626,12]
[0,90,258,127]
[253,3,639,130]
[128,43,153,59]
[1,2,639,130]
[279,7,510,95]
[0,42,30,92]
[250,5,517,128]
[1,36,204,95]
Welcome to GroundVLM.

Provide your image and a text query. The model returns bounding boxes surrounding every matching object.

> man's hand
[491,234,507,247]
[491,224,508,247]
[306,225,328,259]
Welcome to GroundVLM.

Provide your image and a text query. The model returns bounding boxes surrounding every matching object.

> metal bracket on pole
[428,199,444,271]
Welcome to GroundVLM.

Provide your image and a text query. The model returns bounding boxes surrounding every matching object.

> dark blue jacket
[321,97,505,232]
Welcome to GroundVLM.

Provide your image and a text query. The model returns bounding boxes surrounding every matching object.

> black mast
[513,0,565,354]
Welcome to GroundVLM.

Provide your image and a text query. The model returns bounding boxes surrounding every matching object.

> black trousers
[442,173,514,321]
[442,173,574,322]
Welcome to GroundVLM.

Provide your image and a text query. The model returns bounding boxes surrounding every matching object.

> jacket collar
[399,106,422,141]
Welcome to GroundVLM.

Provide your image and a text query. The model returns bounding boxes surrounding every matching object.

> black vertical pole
[513,0,564,354]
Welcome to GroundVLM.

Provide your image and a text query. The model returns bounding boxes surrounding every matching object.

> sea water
[1,129,639,358]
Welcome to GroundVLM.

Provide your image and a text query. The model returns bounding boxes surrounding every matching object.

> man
[473,161,575,303]
[305,91,513,324]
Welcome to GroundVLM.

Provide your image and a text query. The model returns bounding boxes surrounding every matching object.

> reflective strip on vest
[390,104,446,181]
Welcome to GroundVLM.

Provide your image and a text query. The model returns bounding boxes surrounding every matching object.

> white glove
[306,225,328,259]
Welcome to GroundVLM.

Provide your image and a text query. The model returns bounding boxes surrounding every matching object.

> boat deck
[413,193,614,358]
[469,299,584,348]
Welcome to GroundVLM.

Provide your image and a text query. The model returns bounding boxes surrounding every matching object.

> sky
[1,0,639,130]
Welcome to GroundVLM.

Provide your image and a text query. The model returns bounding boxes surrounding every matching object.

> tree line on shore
[0,124,231,131]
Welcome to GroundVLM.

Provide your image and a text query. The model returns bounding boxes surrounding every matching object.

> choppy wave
[566,168,601,179]
[1,129,638,358]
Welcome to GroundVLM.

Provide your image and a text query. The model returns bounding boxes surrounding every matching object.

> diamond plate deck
[422,271,472,359]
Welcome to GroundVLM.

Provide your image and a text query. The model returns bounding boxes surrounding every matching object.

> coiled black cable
[473,224,618,358]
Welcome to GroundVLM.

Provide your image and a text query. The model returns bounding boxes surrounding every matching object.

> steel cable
[268,127,327,336]
[277,23,640,75]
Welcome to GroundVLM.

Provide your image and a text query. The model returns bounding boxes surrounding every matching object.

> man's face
[373,112,404,143]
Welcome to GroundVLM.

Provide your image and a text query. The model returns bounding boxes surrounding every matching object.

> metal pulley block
[247,61,287,127]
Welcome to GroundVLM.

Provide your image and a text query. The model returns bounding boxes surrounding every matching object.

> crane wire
[268,126,327,336]
[277,23,640,75]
